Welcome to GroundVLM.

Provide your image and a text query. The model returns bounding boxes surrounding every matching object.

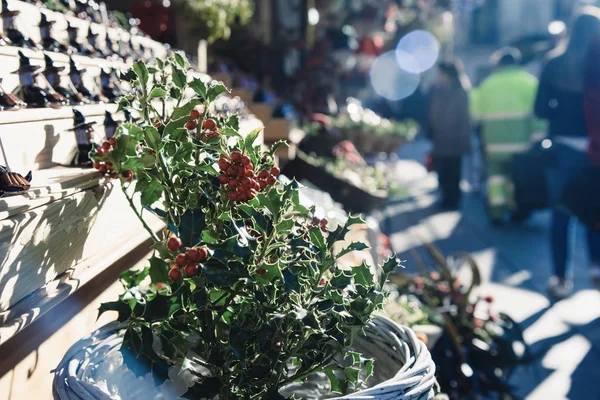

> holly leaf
[344,366,360,385]
[172,62,188,89]
[171,99,204,120]
[174,51,187,68]
[144,126,161,151]
[244,127,263,148]
[98,300,131,322]
[352,261,374,288]
[381,255,403,274]
[132,61,149,91]
[324,367,344,395]
[309,226,326,253]
[189,78,207,99]
[269,140,288,157]
[207,83,229,101]
[226,115,239,130]
[149,87,167,99]
[149,255,169,283]
[335,242,369,260]
[139,180,164,206]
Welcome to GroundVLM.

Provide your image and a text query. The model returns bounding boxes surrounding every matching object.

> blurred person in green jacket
[471,47,546,224]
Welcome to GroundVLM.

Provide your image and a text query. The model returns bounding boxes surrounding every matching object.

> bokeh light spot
[370,51,420,101]
[396,30,440,74]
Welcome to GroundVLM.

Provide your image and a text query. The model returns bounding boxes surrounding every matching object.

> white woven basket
[53,316,437,400]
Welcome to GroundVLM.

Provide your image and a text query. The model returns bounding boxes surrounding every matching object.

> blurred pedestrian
[427,59,471,209]
[471,47,544,224]
[535,7,600,298]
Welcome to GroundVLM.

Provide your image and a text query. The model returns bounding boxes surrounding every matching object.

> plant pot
[283,154,388,214]
[53,316,437,399]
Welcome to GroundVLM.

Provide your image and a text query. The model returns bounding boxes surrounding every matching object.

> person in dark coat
[427,59,472,209]
[535,6,600,298]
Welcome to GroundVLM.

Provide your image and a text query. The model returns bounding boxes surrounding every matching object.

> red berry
[190,109,201,119]
[101,142,111,151]
[235,166,246,177]
[252,181,260,191]
[108,138,117,148]
[229,192,238,201]
[228,179,239,188]
[98,164,107,174]
[93,162,101,170]
[230,151,242,162]
[244,169,255,178]
[241,155,251,166]
[256,268,266,275]
[197,247,208,261]
[271,166,281,176]
[187,247,201,261]
[175,253,188,267]
[267,175,277,185]
[259,180,267,189]
[105,162,113,170]
[484,295,495,303]
[218,160,230,171]
[258,170,269,179]
[168,268,182,281]
[209,131,220,137]
[245,163,254,171]
[319,278,326,285]
[184,263,198,277]
[167,237,182,252]
[320,225,328,233]
[247,189,257,200]
[185,119,197,130]
[218,175,228,184]
[227,166,236,175]
[122,169,134,182]
[202,118,217,130]
[110,172,118,179]
[312,217,320,225]
[414,277,425,290]
[241,177,252,188]
[320,218,328,227]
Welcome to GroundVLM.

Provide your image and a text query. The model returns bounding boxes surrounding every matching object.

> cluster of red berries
[308,217,329,233]
[217,151,280,202]
[96,137,117,156]
[186,110,221,140]
[166,236,209,281]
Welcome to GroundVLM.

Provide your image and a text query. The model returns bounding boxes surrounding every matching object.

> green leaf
[163,116,189,137]
[352,261,374,288]
[98,300,131,322]
[309,226,327,253]
[244,127,263,148]
[335,242,369,260]
[269,140,289,156]
[170,86,182,100]
[381,256,402,274]
[364,359,374,379]
[220,126,242,139]
[171,99,204,120]
[144,126,161,151]
[149,87,168,99]
[344,367,360,385]
[324,367,343,394]
[149,255,169,283]
[156,58,164,70]
[226,115,239,130]
[120,267,150,288]
[174,51,187,68]
[117,97,130,113]
[172,64,187,89]
[347,214,365,227]
[207,83,229,101]
[132,61,149,90]
[140,181,164,206]
[189,78,207,99]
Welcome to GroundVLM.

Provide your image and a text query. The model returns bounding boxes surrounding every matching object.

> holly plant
[93,54,401,399]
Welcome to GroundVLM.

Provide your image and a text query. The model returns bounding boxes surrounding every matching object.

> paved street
[377,141,600,400]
